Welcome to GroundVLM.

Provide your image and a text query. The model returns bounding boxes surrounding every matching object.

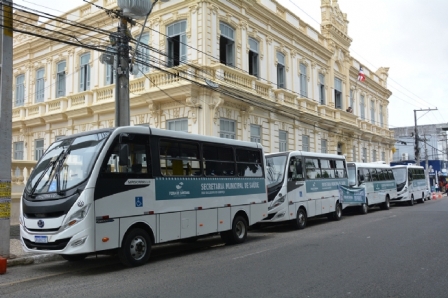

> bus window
[320,159,335,178]
[305,158,320,179]
[102,134,150,175]
[288,157,304,181]
[236,148,263,177]
[335,160,346,178]
[377,169,386,181]
[408,169,413,181]
[362,168,372,182]
[159,140,201,176]
[203,145,235,176]
[387,169,394,180]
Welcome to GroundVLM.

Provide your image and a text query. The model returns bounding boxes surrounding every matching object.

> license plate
[35,236,48,243]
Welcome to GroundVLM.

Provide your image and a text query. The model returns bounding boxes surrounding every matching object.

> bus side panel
[306,200,316,217]
[159,213,181,242]
[218,207,231,232]
[250,202,267,225]
[119,215,157,245]
[315,199,322,216]
[95,219,119,251]
[197,209,218,236]
[231,205,250,224]
[181,211,197,238]
[321,197,333,215]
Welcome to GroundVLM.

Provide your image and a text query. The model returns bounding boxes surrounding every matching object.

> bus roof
[391,164,424,169]
[347,162,393,169]
[55,126,263,149]
[266,151,345,160]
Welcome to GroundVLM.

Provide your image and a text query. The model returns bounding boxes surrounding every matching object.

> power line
[6,3,395,149]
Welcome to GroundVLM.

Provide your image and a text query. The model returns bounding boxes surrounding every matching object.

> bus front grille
[23,237,71,250]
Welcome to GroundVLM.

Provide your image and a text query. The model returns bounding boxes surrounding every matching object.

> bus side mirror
[119,144,129,166]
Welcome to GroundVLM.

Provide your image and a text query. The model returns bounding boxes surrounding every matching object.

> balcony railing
[11,63,392,142]
[11,160,35,186]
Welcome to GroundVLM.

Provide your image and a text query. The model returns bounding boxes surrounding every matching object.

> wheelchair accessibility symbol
[135,196,143,207]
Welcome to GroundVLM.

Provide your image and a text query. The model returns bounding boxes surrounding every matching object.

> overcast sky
[15,0,448,128]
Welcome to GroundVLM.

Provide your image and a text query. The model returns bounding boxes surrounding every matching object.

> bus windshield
[347,164,356,186]
[25,132,110,195]
[266,155,288,188]
[392,168,407,185]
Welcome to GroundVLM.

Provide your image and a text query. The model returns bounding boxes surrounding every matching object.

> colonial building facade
[11,0,394,171]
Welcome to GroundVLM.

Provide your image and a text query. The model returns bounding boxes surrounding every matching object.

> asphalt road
[2,199,448,298]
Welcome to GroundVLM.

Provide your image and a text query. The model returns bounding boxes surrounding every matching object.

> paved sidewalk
[7,225,62,267]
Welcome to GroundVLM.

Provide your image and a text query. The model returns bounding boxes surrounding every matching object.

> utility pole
[414,108,438,166]
[114,17,131,127]
[424,135,429,171]
[108,0,169,126]
[0,0,13,258]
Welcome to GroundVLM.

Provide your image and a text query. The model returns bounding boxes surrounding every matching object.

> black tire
[221,215,248,245]
[118,228,151,267]
[380,196,391,210]
[61,253,88,262]
[292,208,307,229]
[359,200,368,214]
[408,195,414,206]
[330,203,342,221]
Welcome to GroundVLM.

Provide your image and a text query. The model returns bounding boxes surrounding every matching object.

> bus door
[94,133,152,251]
[360,168,373,203]
[287,156,308,218]
[408,169,414,198]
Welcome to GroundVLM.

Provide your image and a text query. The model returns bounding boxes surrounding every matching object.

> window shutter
[226,42,234,66]
[80,67,85,91]
[180,33,187,62]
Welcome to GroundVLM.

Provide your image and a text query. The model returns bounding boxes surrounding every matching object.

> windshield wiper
[29,150,66,197]
[55,149,71,196]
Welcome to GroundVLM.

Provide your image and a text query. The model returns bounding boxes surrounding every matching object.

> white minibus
[347,162,397,213]
[20,126,268,266]
[391,165,427,205]
[263,151,348,229]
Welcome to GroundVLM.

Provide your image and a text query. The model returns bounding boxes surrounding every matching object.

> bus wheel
[408,195,414,206]
[61,253,88,262]
[293,209,307,229]
[420,194,425,203]
[118,228,151,267]
[221,215,248,245]
[381,196,390,210]
[330,203,342,221]
[360,201,368,214]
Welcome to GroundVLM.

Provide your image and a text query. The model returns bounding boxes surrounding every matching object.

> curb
[7,254,63,267]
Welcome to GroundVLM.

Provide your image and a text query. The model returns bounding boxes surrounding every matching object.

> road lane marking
[233,249,271,260]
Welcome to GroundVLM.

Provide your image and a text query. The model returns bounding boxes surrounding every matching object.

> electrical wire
[3,2,398,150]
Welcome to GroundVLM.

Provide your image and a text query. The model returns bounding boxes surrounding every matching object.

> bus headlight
[269,195,286,210]
[62,204,91,231]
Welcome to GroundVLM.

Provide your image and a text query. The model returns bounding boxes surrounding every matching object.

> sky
[14,0,448,128]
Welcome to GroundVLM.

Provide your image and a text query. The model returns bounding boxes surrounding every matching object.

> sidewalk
[7,225,62,267]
